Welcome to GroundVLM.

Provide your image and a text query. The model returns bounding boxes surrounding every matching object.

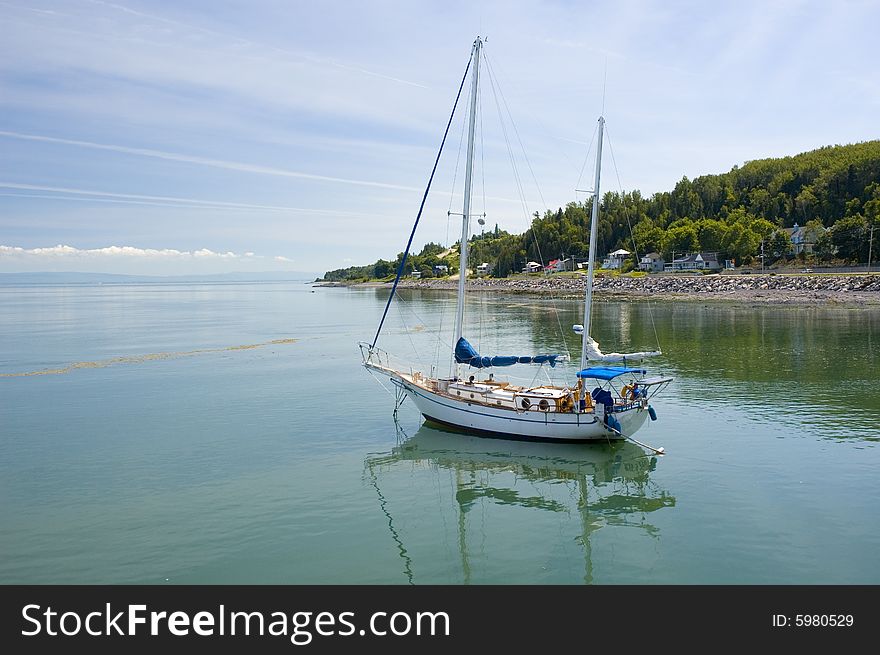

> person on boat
[592,387,613,408]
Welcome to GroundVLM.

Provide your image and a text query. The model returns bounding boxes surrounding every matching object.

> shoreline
[315,273,880,306]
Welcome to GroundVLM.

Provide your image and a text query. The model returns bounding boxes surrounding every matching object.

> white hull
[393,376,649,443]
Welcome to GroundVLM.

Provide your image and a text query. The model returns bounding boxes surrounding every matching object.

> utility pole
[869,223,875,273]
[761,239,765,273]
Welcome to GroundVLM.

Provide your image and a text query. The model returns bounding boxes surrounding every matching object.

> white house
[664,252,721,272]
[523,261,542,273]
[784,223,824,255]
[476,262,494,276]
[554,258,573,272]
[601,249,630,270]
[638,252,664,273]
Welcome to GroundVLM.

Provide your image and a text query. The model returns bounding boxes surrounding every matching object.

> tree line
[324,140,880,280]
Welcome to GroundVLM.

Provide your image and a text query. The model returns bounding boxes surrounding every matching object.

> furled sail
[582,336,661,362]
[454,337,561,368]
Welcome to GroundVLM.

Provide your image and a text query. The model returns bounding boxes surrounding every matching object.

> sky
[0,0,877,276]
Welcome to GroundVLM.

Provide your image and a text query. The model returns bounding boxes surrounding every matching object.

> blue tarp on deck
[454,337,559,369]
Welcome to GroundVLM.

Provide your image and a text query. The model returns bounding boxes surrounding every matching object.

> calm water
[1,282,878,584]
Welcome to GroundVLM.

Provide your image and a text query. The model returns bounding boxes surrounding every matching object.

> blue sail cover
[454,337,559,368]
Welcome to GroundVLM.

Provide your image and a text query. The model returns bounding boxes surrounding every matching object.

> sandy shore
[317,273,880,306]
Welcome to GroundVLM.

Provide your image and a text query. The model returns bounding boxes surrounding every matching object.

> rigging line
[606,126,663,354]
[604,126,639,263]
[486,54,574,357]
[484,54,547,210]
[648,300,662,358]
[485,55,568,360]
[551,292,571,362]
[431,283,452,373]
[447,80,471,216]
[484,59,531,230]
[528,365,544,389]
[395,290,426,371]
[601,58,608,116]
[484,62,543,271]
[575,121,599,193]
[542,365,557,388]
[436,96,460,371]
[486,49,570,366]
[366,367,396,397]
[480,52,582,175]
[393,288,454,354]
[370,50,473,350]
[433,291,448,373]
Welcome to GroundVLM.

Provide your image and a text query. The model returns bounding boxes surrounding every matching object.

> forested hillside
[324,140,880,280]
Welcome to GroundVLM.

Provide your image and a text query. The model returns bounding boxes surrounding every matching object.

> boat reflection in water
[364,423,676,584]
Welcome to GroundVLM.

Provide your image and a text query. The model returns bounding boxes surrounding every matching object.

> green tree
[632,218,664,254]
[373,259,394,278]
[815,231,835,261]
[723,223,761,264]
[830,215,868,262]
[769,230,791,259]
[696,219,729,252]
[750,218,777,240]
[661,225,699,260]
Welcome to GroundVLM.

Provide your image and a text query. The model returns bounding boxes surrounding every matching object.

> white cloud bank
[2,244,247,258]
[0,244,300,275]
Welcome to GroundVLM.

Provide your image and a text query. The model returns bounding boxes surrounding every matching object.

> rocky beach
[334,272,880,305]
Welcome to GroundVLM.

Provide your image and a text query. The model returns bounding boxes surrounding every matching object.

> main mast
[579,116,604,372]
[452,36,482,374]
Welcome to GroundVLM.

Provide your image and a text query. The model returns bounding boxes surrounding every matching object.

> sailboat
[361,37,672,444]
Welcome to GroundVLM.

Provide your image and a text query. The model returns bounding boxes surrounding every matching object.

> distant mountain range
[0,271,320,285]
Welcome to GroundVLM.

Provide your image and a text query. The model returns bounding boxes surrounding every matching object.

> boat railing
[359,341,391,368]
[358,342,420,379]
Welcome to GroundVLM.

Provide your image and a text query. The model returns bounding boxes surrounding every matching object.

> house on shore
[784,222,824,255]
[638,252,665,273]
[601,249,630,270]
[664,252,721,272]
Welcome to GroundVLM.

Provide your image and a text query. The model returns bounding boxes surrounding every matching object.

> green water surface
[1,282,877,583]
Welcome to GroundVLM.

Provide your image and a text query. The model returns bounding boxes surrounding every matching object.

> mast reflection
[365,422,675,584]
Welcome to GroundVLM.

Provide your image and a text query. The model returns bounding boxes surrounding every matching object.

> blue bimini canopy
[454,337,560,369]
[576,366,646,380]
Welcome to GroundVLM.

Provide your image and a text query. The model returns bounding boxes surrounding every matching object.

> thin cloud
[0,182,385,217]
[85,0,429,89]
[0,131,420,192]
[0,192,260,211]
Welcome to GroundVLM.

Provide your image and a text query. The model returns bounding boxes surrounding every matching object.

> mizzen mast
[579,116,604,372]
